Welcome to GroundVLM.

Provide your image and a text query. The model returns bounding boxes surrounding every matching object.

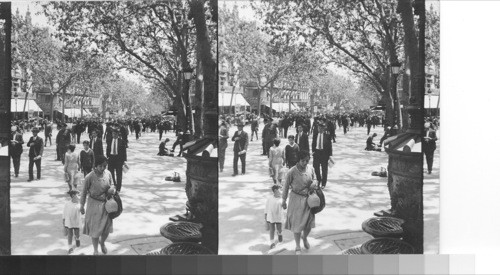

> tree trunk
[401,63,410,130]
[189,0,218,254]
[101,97,107,120]
[191,0,218,138]
[269,81,274,117]
[62,88,66,123]
[399,0,421,105]
[193,55,203,139]
[229,85,236,116]
[257,87,261,116]
[383,67,395,127]
[80,99,84,118]
[310,88,315,116]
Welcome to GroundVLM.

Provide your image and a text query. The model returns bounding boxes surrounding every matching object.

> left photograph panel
[0,2,12,256]
[8,1,218,255]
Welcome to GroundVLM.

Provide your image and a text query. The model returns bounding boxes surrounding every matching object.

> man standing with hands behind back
[232,123,248,176]
[312,122,332,189]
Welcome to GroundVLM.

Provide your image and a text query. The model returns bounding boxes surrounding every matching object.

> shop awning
[219,93,249,106]
[265,102,298,112]
[56,108,91,118]
[424,95,440,109]
[11,99,43,112]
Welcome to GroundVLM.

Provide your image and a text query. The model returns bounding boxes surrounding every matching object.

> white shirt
[111,139,118,155]
[62,201,81,228]
[317,133,323,150]
[265,195,284,223]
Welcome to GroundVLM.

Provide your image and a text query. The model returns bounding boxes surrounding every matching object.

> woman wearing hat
[281,150,317,254]
[27,127,44,181]
[80,155,115,255]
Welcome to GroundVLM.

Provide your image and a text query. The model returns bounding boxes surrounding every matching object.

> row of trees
[41,0,217,137]
[12,9,159,121]
[250,0,438,128]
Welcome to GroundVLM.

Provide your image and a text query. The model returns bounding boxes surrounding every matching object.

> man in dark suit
[326,117,336,143]
[27,127,44,181]
[106,128,127,192]
[250,117,259,141]
[232,123,249,176]
[59,123,72,164]
[295,124,309,152]
[10,126,24,178]
[312,123,332,189]
[219,122,229,172]
[423,122,438,174]
[44,121,52,146]
[90,129,104,158]
[261,119,270,155]
[55,124,63,161]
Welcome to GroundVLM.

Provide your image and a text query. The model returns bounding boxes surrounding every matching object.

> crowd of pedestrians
[219,110,440,254]
[9,114,185,254]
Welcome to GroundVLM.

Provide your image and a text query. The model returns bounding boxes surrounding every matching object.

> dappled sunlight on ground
[220,124,439,255]
[11,129,187,255]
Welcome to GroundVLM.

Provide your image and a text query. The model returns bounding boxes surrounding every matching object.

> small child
[80,141,95,177]
[264,185,284,249]
[63,190,81,254]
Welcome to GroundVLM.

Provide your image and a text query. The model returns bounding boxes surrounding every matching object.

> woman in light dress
[281,150,317,254]
[64,144,80,191]
[268,138,284,184]
[80,155,115,255]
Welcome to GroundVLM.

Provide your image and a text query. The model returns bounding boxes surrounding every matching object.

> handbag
[106,193,123,219]
[307,192,321,208]
[308,188,326,214]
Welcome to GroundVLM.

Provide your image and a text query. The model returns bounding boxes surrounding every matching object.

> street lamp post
[391,61,402,131]
[228,73,236,116]
[182,68,193,133]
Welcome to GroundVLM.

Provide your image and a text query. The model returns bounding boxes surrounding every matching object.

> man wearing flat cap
[312,122,333,189]
[27,127,44,181]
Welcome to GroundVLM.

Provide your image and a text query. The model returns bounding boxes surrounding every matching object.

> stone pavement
[219,121,439,255]
[10,126,187,255]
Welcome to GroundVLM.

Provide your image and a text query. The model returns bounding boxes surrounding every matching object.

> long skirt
[83,197,113,238]
[284,192,315,233]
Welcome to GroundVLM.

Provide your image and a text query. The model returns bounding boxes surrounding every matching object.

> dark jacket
[232,130,249,153]
[106,138,127,164]
[10,132,24,156]
[423,129,438,151]
[312,132,332,157]
[90,137,104,157]
[295,131,309,152]
[27,136,44,158]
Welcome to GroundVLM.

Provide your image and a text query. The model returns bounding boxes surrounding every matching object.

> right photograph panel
[218,0,439,255]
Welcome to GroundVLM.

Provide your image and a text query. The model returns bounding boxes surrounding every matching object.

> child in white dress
[265,185,284,249]
[63,190,81,254]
